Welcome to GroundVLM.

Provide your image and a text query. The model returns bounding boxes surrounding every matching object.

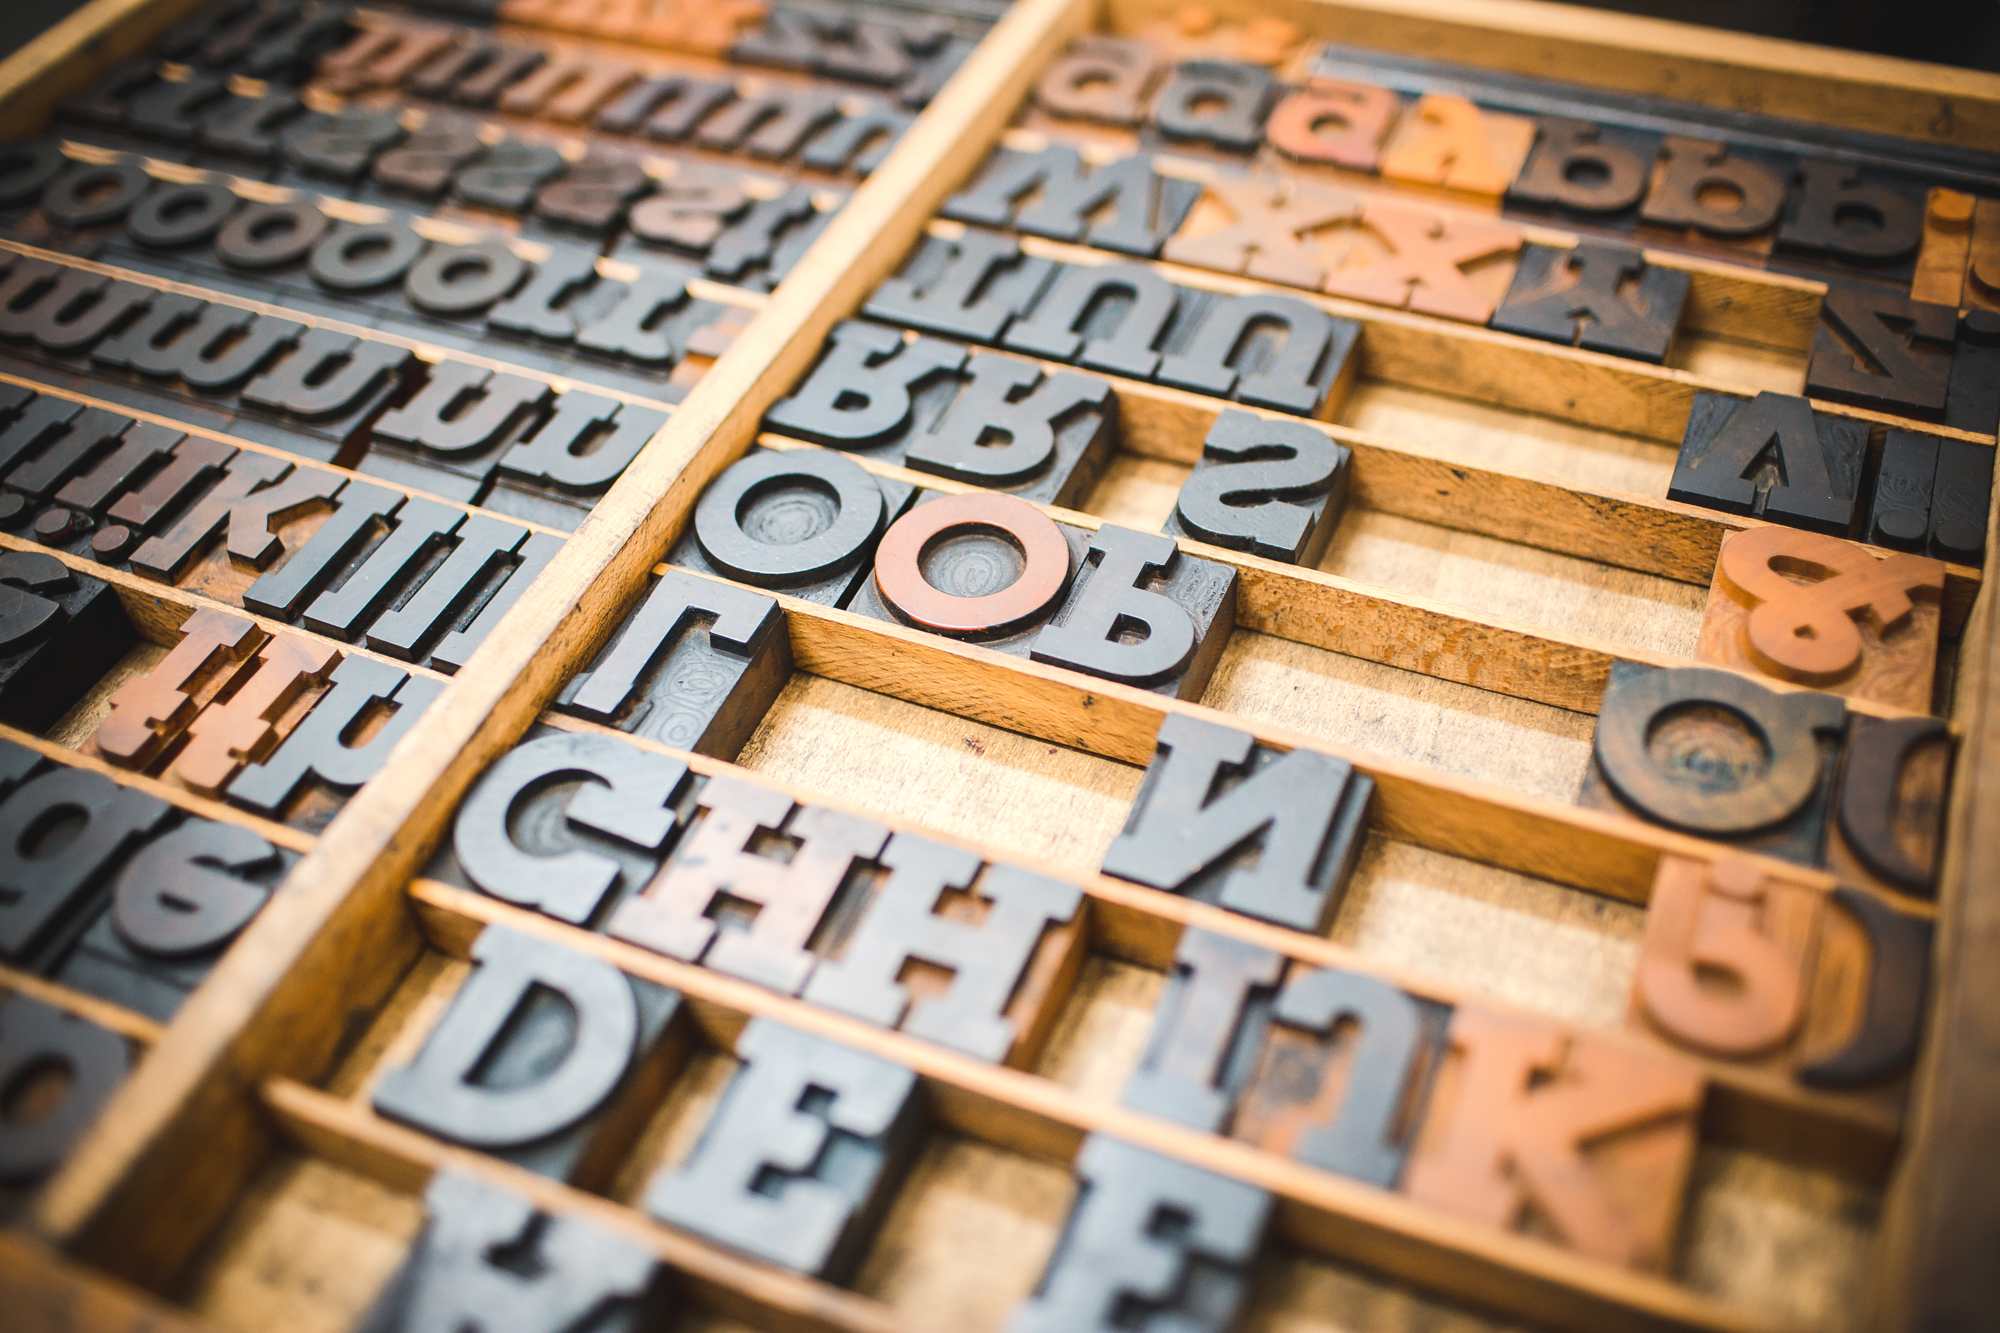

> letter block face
[358,1169,669,1333]
[554,569,788,758]
[1029,525,1239,700]
[0,994,131,1219]
[1163,408,1352,566]
[1696,525,1944,713]
[1008,1133,1273,1333]
[1628,857,1932,1097]
[1233,965,1451,1189]
[436,727,701,929]
[767,324,1118,509]
[669,448,915,608]
[1830,714,1953,901]
[808,834,1085,1067]
[1668,391,1867,537]
[643,1018,925,1282]
[371,925,686,1188]
[1103,714,1372,934]
[1489,242,1689,363]
[1578,662,1846,868]
[1404,1007,1704,1273]
[53,819,294,1021]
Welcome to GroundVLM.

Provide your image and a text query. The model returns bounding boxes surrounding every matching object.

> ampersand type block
[1698,525,1944,712]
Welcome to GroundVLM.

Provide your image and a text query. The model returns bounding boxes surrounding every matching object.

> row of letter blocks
[45,84,845,290]
[1031,36,1944,281]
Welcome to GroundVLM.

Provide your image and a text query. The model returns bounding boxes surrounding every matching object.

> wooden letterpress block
[1030,523,1237,699]
[848,489,1088,661]
[0,994,130,1220]
[1233,964,1450,1187]
[530,150,651,236]
[1265,78,1397,172]
[198,87,308,166]
[1378,93,1535,199]
[357,1169,670,1333]
[1910,189,1975,308]
[426,528,562,673]
[129,450,341,588]
[277,106,407,186]
[1009,1133,1271,1333]
[1321,200,1522,324]
[1160,174,1356,290]
[610,777,887,994]
[1638,135,1787,242]
[1928,437,1993,567]
[1778,160,1925,271]
[0,548,135,731]
[485,396,669,530]
[92,608,336,792]
[361,361,553,502]
[642,1018,924,1281]
[1668,390,1867,535]
[1157,288,1361,418]
[1032,37,1161,127]
[865,229,1055,344]
[1003,259,1205,380]
[0,753,169,968]
[1104,713,1371,932]
[798,99,911,175]
[440,729,697,927]
[1830,714,1952,901]
[1166,407,1350,565]
[316,17,459,97]
[701,184,837,291]
[1946,310,2000,436]
[370,115,487,201]
[555,568,787,755]
[671,447,911,608]
[53,819,293,1021]
[1149,60,1275,154]
[454,138,567,213]
[943,146,1201,258]
[1806,285,1955,419]
[1121,926,1282,1133]
[239,327,417,463]
[372,924,686,1185]
[1697,525,1944,713]
[1404,1006,1702,1271]
[1490,241,1688,363]
[497,51,640,125]
[1630,857,1932,1095]
[807,833,1084,1067]
[1507,116,1657,219]
[1868,428,1940,552]
[1580,662,1846,867]
[226,655,445,832]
